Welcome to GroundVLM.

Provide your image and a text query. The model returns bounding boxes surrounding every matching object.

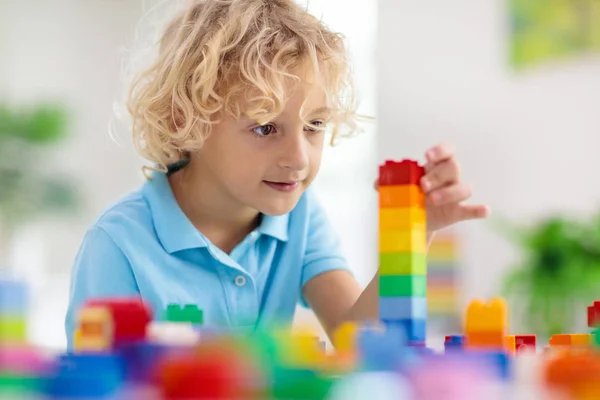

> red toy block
[379,160,425,186]
[84,297,153,347]
[588,301,600,328]
[157,338,263,399]
[515,334,536,353]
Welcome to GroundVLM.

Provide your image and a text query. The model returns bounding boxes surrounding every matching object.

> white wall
[1,0,376,349]
[378,0,600,326]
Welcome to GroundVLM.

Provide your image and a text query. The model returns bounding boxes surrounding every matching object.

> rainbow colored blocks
[378,160,427,345]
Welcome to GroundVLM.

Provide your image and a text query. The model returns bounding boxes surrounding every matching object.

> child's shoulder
[88,186,153,242]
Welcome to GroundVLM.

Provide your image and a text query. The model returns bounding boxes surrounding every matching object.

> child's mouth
[263,181,300,193]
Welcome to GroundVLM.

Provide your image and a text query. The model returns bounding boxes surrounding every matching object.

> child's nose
[278,132,310,171]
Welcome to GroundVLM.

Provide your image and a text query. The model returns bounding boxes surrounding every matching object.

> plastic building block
[379,207,426,230]
[147,321,201,346]
[379,296,427,320]
[157,338,263,400]
[549,334,571,347]
[164,304,204,325]
[505,335,516,355]
[379,252,427,275]
[333,322,358,355]
[570,334,591,346]
[464,298,507,349]
[0,279,28,315]
[379,229,427,253]
[356,323,407,371]
[272,367,335,400]
[515,334,536,353]
[275,328,327,369]
[383,319,426,343]
[444,335,464,351]
[80,297,153,349]
[74,306,112,352]
[545,349,600,399]
[588,301,600,328]
[464,298,507,333]
[379,185,426,208]
[379,275,427,297]
[379,160,425,186]
[0,316,26,343]
[43,353,124,398]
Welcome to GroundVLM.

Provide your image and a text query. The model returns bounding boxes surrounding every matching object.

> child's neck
[168,169,260,254]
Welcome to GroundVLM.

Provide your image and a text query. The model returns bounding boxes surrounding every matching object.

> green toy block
[0,373,41,393]
[593,328,600,346]
[379,252,427,275]
[379,275,427,297]
[0,317,26,342]
[164,304,204,324]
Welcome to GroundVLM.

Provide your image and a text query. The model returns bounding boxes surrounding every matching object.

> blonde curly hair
[126,0,359,173]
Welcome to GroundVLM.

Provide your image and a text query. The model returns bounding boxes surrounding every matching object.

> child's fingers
[456,203,490,221]
[425,143,454,166]
[421,159,460,192]
[428,183,472,206]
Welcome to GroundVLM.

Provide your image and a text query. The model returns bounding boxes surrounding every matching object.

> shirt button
[234,275,247,287]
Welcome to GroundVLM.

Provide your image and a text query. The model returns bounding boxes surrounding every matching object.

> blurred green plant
[498,212,600,338]
[0,102,79,232]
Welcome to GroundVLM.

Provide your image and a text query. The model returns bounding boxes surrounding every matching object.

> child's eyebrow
[305,106,332,117]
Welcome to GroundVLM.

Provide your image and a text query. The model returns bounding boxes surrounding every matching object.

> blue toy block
[444,335,464,351]
[117,342,169,383]
[43,353,125,398]
[383,319,426,343]
[357,323,408,371]
[0,278,28,315]
[379,296,427,320]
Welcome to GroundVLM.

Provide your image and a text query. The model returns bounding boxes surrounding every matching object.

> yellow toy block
[464,297,507,333]
[379,229,426,253]
[333,321,358,354]
[379,207,426,231]
[75,306,113,352]
[570,334,591,346]
[274,326,326,369]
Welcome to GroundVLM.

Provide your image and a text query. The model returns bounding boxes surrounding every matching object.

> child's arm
[303,234,434,343]
[64,226,140,349]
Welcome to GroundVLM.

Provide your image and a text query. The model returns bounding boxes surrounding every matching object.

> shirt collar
[142,171,289,254]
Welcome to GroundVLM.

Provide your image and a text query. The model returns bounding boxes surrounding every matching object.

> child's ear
[168,106,185,133]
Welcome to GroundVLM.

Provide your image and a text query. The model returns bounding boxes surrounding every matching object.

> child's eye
[252,124,276,136]
[305,120,325,132]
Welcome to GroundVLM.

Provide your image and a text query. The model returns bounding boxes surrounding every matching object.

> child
[64,0,489,349]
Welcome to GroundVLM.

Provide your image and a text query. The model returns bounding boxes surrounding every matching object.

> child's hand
[420,143,489,232]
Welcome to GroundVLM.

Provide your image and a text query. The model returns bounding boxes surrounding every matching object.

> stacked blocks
[378,160,427,346]
[0,279,28,344]
[464,298,507,350]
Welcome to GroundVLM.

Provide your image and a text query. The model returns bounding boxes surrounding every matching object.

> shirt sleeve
[64,226,140,350]
[299,190,353,307]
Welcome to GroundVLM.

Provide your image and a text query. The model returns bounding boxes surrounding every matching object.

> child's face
[191,79,329,216]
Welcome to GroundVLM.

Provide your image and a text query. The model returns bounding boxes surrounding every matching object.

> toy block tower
[378,160,427,346]
[0,278,28,344]
[464,297,507,350]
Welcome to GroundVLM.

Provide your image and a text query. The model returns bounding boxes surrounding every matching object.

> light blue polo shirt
[64,171,350,349]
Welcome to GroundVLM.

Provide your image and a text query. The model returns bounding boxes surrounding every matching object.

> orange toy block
[466,332,506,348]
[464,298,508,333]
[505,335,516,355]
[379,185,425,208]
[549,334,571,347]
